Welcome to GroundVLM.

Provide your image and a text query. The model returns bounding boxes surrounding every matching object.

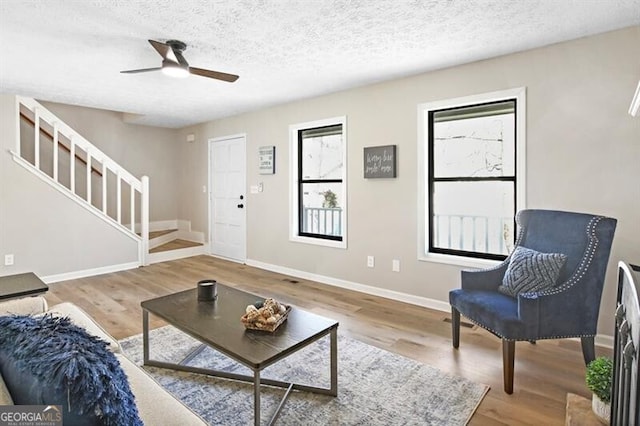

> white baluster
[116,171,122,224]
[102,162,107,214]
[70,136,75,193]
[86,150,92,203]
[34,107,40,169]
[53,122,59,181]
[141,176,150,266]
[130,182,135,233]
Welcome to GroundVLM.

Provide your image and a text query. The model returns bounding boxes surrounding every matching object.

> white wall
[0,95,139,278]
[178,27,640,336]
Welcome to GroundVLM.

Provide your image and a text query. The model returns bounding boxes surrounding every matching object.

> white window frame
[289,116,348,249]
[417,87,526,268]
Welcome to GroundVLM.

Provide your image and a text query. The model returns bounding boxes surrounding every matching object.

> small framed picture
[259,146,276,174]
[364,145,396,178]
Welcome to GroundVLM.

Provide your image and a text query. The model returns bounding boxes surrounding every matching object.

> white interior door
[209,135,246,262]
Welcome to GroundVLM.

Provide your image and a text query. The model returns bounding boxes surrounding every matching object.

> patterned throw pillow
[0,314,143,426]
[499,246,568,297]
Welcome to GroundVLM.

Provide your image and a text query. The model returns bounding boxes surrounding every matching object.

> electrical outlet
[392,259,400,272]
[4,254,14,266]
[367,256,375,268]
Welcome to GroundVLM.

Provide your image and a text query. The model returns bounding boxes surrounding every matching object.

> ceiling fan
[121,39,239,82]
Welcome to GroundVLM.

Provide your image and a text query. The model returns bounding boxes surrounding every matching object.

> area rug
[120,326,489,425]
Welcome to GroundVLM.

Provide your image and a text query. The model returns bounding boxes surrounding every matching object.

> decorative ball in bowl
[241,298,290,332]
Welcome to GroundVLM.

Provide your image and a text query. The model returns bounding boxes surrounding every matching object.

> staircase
[12,96,150,266]
[147,228,205,263]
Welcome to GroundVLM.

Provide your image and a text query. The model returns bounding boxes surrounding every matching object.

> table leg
[254,369,261,426]
[330,326,338,396]
[143,309,149,364]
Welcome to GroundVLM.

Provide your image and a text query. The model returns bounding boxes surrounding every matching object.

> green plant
[586,356,613,403]
[322,190,338,208]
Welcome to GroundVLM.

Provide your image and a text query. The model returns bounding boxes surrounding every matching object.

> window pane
[433,107,515,178]
[300,182,343,237]
[301,128,343,180]
[431,181,514,256]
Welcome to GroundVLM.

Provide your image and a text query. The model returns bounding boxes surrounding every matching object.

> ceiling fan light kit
[121,39,239,83]
[161,60,189,78]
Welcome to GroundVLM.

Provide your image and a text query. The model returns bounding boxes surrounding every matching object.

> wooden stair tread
[138,229,178,239]
[149,239,203,253]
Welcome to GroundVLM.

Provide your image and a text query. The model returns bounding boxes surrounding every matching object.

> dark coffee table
[141,284,338,425]
[0,272,48,301]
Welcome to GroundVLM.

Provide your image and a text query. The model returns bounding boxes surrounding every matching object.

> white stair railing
[12,96,149,266]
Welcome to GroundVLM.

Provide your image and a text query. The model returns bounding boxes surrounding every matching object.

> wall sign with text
[259,146,276,174]
[364,145,396,178]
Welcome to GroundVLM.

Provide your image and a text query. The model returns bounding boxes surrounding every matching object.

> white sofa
[0,296,207,425]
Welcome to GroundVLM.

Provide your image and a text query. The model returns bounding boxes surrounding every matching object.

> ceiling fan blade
[148,39,169,59]
[189,67,239,82]
[120,67,162,74]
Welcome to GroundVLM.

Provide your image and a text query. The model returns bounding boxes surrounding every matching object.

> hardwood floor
[44,255,611,425]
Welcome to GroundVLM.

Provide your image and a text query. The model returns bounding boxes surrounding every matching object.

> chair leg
[502,339,515,394]
[581,336,596,366]
[451,307,460,349]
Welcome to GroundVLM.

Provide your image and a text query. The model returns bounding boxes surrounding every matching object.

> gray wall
[0,27,637,337]
[0,95,139,278]
[178,27,640,336]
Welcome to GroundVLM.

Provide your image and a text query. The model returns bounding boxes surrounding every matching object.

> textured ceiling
[1,0,639,128]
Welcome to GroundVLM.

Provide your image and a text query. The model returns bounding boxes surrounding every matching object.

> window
[290,117,347,248]
[418,88,526,264]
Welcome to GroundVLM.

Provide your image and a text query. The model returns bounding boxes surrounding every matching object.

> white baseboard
[132,220,178,233]
[176,219,205,242]
[42,261,140,284]
[594,335,614,349]
[176,229,205,243]
[207,253,247,265]
[148,230,179,249]
[139,220,204,244]
[135,220,188,233]
[245,259,451,313]
[245,258,614,349]
[149,220,179,232]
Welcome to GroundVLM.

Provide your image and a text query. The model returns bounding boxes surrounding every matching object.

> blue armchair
[449,209,617,393]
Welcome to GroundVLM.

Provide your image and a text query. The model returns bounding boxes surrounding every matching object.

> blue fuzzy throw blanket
[0,314,142,426]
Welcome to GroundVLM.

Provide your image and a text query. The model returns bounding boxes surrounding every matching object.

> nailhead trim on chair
[513,210,527,248]
[520,216,602,298]
[457,312,597,341]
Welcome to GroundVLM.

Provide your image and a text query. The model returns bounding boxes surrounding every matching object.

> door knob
[237,204,244,208]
